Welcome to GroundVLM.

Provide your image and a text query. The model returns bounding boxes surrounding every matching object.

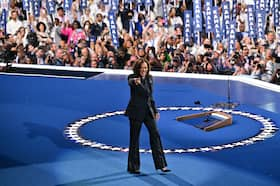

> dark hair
[36,22,47,32]
[83,20,91,27]
[133,58,150,76]
[26,31,39,47]
[173,56,181,63]
[57,7,64,12]
[72,20,82,29]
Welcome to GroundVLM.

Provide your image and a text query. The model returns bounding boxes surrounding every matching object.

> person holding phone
[125,58,170,174]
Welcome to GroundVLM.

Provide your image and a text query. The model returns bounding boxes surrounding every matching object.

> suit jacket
[125,74,158,121]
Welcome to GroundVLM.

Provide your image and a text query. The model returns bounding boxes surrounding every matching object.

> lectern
[176,111,232,131]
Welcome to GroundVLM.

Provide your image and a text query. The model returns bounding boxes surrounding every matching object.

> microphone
[204,114,210,122]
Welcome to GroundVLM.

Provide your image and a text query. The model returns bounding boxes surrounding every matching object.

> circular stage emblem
[64,107,278,153]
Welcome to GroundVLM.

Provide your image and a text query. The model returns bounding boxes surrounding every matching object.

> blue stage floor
[0,69,280,186]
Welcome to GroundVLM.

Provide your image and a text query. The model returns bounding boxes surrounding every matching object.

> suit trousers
[127,112,167,171]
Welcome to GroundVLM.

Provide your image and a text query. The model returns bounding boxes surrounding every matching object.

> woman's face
[139,62,148,78]
[40,8,47,16]
[73,22,79,29]
[39,24,45,32]
[159,53,165,60]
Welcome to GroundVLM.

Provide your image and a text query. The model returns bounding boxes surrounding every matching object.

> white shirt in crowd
[6,19,23,35]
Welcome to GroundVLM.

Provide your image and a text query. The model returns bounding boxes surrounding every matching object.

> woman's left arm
[149,76,159,119]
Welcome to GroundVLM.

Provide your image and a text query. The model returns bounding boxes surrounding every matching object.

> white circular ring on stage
[64,107,278,153]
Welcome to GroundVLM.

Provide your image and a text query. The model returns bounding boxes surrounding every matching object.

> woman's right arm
[128,76,141,86]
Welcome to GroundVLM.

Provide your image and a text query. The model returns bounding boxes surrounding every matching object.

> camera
[253,60,259,65]
[230,59,236,65]
[204,44,211,49]
[204,52,212,57]
[26,32,39,47]
[233,52,240,59]
[276,69,280,78]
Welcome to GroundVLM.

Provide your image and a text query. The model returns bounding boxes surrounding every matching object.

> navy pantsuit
[125,74,167,171]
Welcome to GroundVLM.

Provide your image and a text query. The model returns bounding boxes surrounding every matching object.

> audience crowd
[1,0,280,85]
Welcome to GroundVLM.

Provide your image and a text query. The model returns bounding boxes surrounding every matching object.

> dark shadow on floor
[160,173,193,186]
[24,122,79,149]
[0,154,26,168]
[56,171,177,186]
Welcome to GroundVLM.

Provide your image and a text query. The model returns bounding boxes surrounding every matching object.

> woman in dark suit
[125,58,170,174]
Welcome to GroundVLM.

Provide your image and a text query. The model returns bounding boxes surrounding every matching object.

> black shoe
[128,170,140,174]
[159,167,171,173]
